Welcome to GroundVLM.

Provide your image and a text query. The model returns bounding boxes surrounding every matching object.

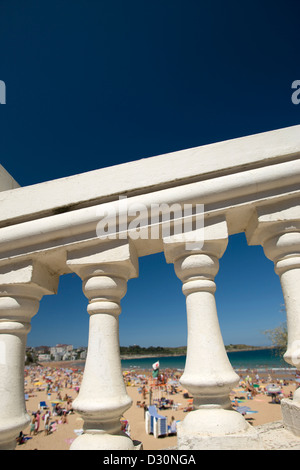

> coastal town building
[0,125,300,449]
[24,344,87,363]
[50,344,74,361]
[37,353,52,362]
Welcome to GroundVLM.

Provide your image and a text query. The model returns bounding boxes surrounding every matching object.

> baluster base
[70,430,142,450]
[177,408,262,450]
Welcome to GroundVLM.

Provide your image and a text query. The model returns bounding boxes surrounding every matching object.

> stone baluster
[0,260,58,450]
[264,231,300,370]
[67,240,140,450]
[246,202,300,435]
[164,218,261,449]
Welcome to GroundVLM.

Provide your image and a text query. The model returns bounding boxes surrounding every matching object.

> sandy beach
[15,362,299,451]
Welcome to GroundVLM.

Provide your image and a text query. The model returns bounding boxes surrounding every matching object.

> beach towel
[65,438,75,445]
[74,428,83,436]
[236,406,258,415]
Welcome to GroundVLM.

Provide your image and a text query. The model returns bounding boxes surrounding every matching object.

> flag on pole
[152,360,160,378]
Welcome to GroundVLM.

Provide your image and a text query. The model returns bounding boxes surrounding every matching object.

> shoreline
[36,346,277,366]
[40,362,297,373]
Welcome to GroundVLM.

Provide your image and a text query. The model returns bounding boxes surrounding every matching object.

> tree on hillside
[263,305,287,355]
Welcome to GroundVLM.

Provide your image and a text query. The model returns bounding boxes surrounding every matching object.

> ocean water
[120,348,293,371]
[73,348,295,372]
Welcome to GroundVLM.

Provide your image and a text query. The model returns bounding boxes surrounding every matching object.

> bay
[72,348,295,372]
[120,348,293,371]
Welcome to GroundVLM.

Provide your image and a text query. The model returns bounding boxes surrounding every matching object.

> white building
[50,344,73,357]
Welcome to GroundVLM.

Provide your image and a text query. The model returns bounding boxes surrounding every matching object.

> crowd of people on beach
[125,366,300,425]
[16,365,83,446]
[18,365,185,445]
[231,370,299,412]
[16,363,300,448]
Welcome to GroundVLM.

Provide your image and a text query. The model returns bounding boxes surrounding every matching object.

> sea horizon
[120,348,295,372]
[61,348,297,373]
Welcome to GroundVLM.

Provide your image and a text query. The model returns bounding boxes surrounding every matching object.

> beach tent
[145,405,167,438]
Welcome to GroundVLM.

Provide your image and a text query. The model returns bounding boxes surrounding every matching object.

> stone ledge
[281,398,300,437]
[168,421,300,450]
[255,421,300,450]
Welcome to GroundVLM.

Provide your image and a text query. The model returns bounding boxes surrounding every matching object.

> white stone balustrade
[246,202,300,371]
[66,241,140,450]
[164,219,262,449]
[0,125,299,449]
[0,260,58,449]
[246,200,300,436]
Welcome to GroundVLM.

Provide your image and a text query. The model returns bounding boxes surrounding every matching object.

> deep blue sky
[0,1,299,347]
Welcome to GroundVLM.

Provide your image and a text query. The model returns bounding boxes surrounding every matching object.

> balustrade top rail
[0,125,299,267]
[0,125,299,227]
